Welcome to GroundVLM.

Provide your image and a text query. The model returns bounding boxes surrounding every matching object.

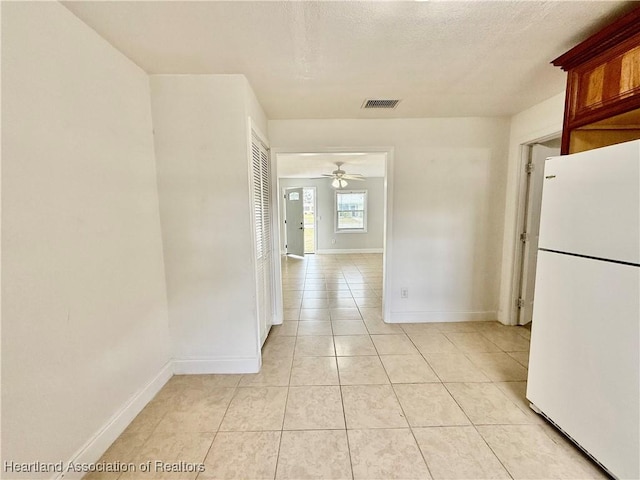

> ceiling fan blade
[320,174,334,177]
[342,175,365,180]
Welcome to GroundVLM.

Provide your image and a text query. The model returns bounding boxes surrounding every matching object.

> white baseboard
[314,248,383,254]
[57,361,173,480]
[386,310,497,323]
[56,354,260,479]
[172,355,261,374]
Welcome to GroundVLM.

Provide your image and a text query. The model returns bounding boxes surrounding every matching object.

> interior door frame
[271,146,395,325]
[510,133,561,326]
[247,119,275,353]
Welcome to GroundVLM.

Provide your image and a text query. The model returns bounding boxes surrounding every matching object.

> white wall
[498,92,565,324]
[245,79,269,140]
[269,118,510,322]
[150,75,267,373]
[1,2,171,476]
[278,177,385,253]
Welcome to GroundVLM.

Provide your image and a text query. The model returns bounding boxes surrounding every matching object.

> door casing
[271,146,395,326]
[513,139,561,325]
[517,143,560,325]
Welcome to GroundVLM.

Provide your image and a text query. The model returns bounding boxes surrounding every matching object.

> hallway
[89,254,605,479]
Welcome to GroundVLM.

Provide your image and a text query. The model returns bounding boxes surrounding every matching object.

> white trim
[382,149,394,325]
[315,248,383,254]
[507,132,562,326]
[272,174,284,325]
[248,118,278,347]
[247,118,264,365]
[386,311,497,323]
[54,353,261,480]
[510,143,532,325]
[56,362,173,480]
[172,355,261,374]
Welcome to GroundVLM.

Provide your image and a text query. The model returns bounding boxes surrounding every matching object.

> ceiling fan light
[339,179,348,188]
[331,178,340,188]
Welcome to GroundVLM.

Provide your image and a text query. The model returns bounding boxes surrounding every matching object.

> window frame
[335,189,368,233]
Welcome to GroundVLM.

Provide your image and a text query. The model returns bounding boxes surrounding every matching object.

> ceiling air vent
[361,99,401,109]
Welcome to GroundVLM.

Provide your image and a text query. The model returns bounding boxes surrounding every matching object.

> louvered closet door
[260,145,273,342]
[251,133,273,345]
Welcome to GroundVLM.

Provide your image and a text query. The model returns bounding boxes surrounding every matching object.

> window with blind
[251,132,273,344]
[335,190,368,232]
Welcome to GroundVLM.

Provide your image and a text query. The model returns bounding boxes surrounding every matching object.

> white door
[285,187,304,257]
[252,134,274,345]
[518,144,559,325]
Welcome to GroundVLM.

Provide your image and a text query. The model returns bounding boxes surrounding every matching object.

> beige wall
[269,118,510,323]
[149,75,267,373]
[1,2,171,475]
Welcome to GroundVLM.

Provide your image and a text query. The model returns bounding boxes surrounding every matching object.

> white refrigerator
[527,140,640,479]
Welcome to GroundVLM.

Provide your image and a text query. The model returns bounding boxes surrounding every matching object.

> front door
[285,187,304,257]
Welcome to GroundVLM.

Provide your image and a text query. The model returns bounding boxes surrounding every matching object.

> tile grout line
[282,255,439,478]
[126,254,590,480]
[336,261,358,480]
[303,256,369,480]
[438,376,517,478]
[376,331,435,479]
[273,255,310,480]
[338,384,355,480]
[195,385,238,480]
[118,386,178,480]
[403,325,517,479]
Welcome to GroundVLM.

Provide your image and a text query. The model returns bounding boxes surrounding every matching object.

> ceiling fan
[320,162,365,189]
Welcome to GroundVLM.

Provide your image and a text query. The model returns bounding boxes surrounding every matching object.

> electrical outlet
[331,239,336,244]
[401,288,408,298]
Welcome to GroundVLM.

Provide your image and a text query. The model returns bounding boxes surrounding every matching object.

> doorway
[271,149,393,325]
[282,187,316,256]
[514,137,561,325]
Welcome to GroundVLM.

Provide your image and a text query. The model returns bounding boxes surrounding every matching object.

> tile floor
[87,254,607,480]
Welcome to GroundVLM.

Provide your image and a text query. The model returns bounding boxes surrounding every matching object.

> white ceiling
[62,1,634,119]
[277,153,386,178]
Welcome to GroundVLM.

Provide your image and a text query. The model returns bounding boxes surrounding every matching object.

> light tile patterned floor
[87,254,607,480]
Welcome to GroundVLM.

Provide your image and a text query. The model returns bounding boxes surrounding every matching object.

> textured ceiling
[62,1,635,119]
[277,153,386,178]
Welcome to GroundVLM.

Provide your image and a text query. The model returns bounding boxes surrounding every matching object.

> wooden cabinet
[553,7,640,154]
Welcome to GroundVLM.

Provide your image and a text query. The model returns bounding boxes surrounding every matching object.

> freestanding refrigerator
[527,140,640,479]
